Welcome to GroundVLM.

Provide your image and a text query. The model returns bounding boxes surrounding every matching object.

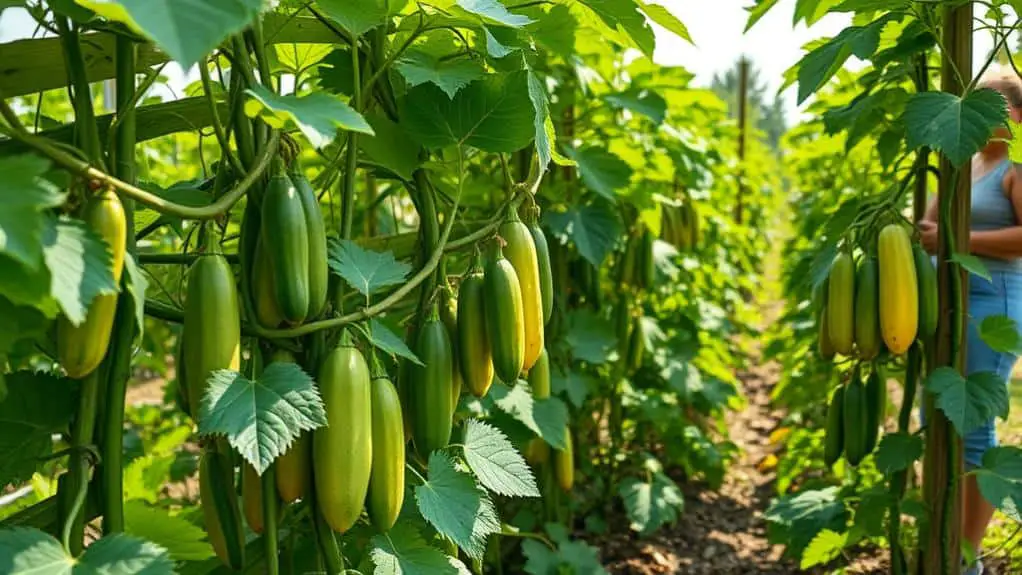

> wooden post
[735,57,749,224]
[920,4,970,574]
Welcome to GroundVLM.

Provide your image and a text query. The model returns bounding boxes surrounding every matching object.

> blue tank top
[971,158,1022,273]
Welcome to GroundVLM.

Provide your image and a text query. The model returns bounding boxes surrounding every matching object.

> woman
[918,71,1022,575]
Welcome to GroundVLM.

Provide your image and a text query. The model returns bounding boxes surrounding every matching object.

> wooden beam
[0,14,337,98]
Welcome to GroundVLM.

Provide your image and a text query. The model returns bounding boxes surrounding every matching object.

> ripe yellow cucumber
[827,252,855,356]
[878,224,919,355]
[57,188,126,379]
[484,243,526,383]
[410,312,455,459]
[457,261,495,397]
[182,238,241,422]
[528,347,551,399]
[261,170,310,324]
[242,462,264,534]
[314,340,372,533]
[854,256,882,360]
[368,376,405,532]
[500,208,545,370]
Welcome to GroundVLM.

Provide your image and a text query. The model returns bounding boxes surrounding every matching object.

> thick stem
[54,16,103,166]
[261,466,280,575]
[61,369,101,556]
[340,44,362,240]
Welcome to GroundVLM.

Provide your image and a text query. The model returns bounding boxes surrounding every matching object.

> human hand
[918,220,938,254]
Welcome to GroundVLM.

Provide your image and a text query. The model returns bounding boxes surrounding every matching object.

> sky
[0,1,1005,122]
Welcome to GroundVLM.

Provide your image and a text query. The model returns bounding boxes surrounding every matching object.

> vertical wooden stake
[735,57,749,224]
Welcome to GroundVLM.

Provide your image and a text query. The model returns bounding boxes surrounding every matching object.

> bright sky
[0,1,1004,121]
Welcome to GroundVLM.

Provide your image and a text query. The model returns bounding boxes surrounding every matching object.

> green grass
[983,377,1022,570]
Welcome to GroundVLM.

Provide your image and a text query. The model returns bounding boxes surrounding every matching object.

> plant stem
[54,16,104,167]
[200,61,245,176]
[62,369,101,556]
[340,42,362,240]
[262,466,280,575]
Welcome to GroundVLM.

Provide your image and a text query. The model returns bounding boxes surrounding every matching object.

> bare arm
[968,166,1022,259]
[922,194,938,223]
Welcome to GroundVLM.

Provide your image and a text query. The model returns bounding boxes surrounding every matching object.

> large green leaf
[44,218,121,326]
[401,71,535,152]
[0,296,50,356]
[123,453,175,504]
[75,0,262,68]
[563,309,617,365]
[618,456,685,535]
[550,367,594,408]
[198,363,328,474]
[979,315,1022,354]
[414,452,501,560]
[526,70,573,171]
[328,238,412,298]
[575,0,655,57]
[975,446,1022,521]
[395,51,486,99]
[0,371,78,486]
[370,522,463,575]
[368,318,423,366]
[123,253,148,339]
[359,112,423,180]
[462,419,540,497]
[795,15,896,104]
[604,89,667,125]
[458,0,533,27]
[0,155,65,270]
[904,89,1008,166]
[874,432,923,474]
[489,380,568,450]
[0,527,173,574]
[925,367,1010,436]
[744,0,780,32]
[800,529,847,569]
[764,486,848,555]
[543,202,622,268]
[637,1,690,43]
[124,501,215,562]
[245,85,373,149]
[563,146,632,202]
[315,0,406,37]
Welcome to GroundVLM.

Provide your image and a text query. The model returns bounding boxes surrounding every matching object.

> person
[917,71,1022,575]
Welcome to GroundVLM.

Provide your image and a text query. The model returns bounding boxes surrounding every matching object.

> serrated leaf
[245,85,373,149]
[489,381,568,449]
[543,202,622,268]
[359,112,422,181]
[744,0,781,32]
[550,368,593,408]
[370,522,461,575]
[800,529,847,569]
[975,446,1022,521]
[463,419,539,497]
[924,367,1009,436]
[795,15,895,104]
[415,452,501,560]
[576,0,655,57]
[952,252,992,282]
[123,253,147,339]
[75,0,262,68]
[395,51,485,99]
[0,371,78,486]
[368,318,423,365]
[124,500,215,562]
[45,218,120,326]
[563,146,632,202]
[328,238,412,297]
[563,309,617,364]
[198,364,327,474]
[274,43,333,74]
[401,71,535,152]
[875,432,923,474]
[123,453,175,504]
[527,69,573,171]
[0,527,173,574]
[457,0,532,26]
[315,0,406,37]
[904,89,1008,166]
[637,1,691,43]
[0,155,65,269]
[619,469,684,535]
[979,315,1022,354]
[764,486,847,555]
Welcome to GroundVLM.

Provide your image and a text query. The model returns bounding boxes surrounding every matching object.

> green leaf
[563,146,632,202]
[0,527,173,574]
[368,318,423,366]
[605,89,667,125]
[124,500,215,562]
[924,367,1009,436]
[0,155,65,269]
[123,253,148,339]
[328,238,412,297]
[563,309,617,364]
[198,363,328,474]
[401,71,535,152]
[275,43,333,74]
[975,446,1022,521]
[0,371,78,486]
[764,486,848,555]
[526,70,573,172]
[245,85,374,149]
[370,522,462,575]
[457,0,532,27]
[833,0,911,11]
[45,218,121,326]
[414,452,501,560]
[123,453,176,504]
[800,529,847,569]
[489,381,568,450]
[462,419,540,497]
[316,0,406,37]
[577,0,655,57]
[637,1,691,43]
[795,15,895,104]
[521,539,560,575]
[618,460,685,535]
[744,0,781,32]
[952,252,992,281]
[979,315,1022,354]
[359,112,422,181]
[75,0,262,68]
[0,295,50,356]
[904,89,1008,167]
[543,202,622,268]
[874,432,923,474]
[550,368,593,408]
[395,51,485,99]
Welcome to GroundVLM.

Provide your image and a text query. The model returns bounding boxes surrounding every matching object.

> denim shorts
[919,267,1022,468]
